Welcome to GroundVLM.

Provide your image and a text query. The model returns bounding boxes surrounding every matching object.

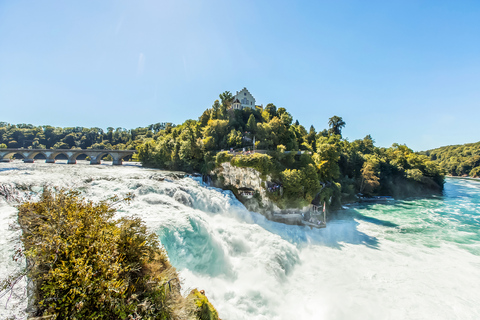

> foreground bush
[12,189,219,320]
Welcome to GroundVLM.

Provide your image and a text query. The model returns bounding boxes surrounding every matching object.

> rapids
[1,161,480,319]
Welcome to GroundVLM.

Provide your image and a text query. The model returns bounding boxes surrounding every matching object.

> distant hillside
[422,141,480,178]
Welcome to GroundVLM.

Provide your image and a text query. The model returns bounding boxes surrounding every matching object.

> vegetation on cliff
[1,189,219,320]
[422,141,480,178]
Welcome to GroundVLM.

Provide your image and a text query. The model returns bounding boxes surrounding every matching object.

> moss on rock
[188,289,220,320]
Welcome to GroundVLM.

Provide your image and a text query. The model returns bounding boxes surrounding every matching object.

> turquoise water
[346,178,480,255]
[1,163,480,319]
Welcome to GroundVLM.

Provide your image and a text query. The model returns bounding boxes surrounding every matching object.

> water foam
[1,161,480,319]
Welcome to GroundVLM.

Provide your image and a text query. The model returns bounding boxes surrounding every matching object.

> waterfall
[1,161,480,320]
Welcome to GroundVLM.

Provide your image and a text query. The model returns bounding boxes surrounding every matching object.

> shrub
[469,166,480,178]
[215,151,233,167]
[188,289,219,320]
[230,153,275,174]
[11,188,219,320]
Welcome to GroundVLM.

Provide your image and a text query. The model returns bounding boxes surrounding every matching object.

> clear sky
[1,0,479,151]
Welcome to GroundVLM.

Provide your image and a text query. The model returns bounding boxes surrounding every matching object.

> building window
[244,92,247,96]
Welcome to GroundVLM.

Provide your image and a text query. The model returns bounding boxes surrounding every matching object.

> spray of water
[1,161,480,319]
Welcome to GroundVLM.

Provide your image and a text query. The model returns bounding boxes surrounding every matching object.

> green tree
[210,100,221,120]
[360,159,380,194]
[314,136,341,181]
[264,103,277,119]
[306,125,317,152]
[328,115,346,136]
[219,91,234,116]
[246,114,257,134]
[302,163,321,203]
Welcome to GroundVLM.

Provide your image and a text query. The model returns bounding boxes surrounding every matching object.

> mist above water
[1,161,479,319]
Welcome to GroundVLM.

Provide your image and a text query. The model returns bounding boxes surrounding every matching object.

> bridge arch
[26,151,48,160]
[70,152,91,162]
[42,151,70,163]
[0,151,19,161]
[33,152,47,160]
[12,152,25,160]
[70,151,106,165]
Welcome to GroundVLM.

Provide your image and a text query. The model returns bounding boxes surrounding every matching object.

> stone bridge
[0,149,136,165]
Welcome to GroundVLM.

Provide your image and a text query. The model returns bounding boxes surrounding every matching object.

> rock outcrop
[214,163,311,226]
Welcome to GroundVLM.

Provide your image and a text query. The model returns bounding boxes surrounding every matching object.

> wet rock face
[214,164,312,225]
[215,163,276,214]
[219,163,268,193]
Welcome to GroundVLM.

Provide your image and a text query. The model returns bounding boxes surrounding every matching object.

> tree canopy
[328,116,346,136]
[0,122,173,154]
[422,141,480,177]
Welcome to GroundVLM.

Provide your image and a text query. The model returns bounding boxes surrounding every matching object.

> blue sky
[1,0,479,151]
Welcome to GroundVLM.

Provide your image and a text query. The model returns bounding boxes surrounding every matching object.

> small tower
[232,98,242,110]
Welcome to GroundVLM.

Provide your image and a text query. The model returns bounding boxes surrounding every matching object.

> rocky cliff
[214,163,313,226]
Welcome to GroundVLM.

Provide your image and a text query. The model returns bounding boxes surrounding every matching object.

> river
[1,161,479,319]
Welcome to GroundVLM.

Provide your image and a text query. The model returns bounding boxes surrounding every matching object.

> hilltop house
[231,88,259,110]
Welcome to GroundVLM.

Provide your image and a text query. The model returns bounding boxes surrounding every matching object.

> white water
[1,161,480,319]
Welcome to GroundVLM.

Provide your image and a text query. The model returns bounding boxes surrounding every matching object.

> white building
[231,87,256,110]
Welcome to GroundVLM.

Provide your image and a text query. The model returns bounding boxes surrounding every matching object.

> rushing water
[1,161,480,319]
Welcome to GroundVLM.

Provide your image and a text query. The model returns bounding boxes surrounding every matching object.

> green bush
[188,289,219,320]
[215,151,233,167]
[13,189,219,320]
[470,166,480,178]
[230,153,275,174]
[279,164,321,208]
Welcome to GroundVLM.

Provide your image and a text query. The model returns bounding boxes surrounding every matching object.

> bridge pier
[89,153,103,165]
[24,153,38,163]
[44,151,56,164]
[110,152,125,166]
[66,152,77,164]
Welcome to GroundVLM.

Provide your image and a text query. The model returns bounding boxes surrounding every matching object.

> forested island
[422,141,480,178]
[135,91,445,210]
[1,90,446,211]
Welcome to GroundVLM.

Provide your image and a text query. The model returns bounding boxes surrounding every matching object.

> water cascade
[1,161,480,319]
